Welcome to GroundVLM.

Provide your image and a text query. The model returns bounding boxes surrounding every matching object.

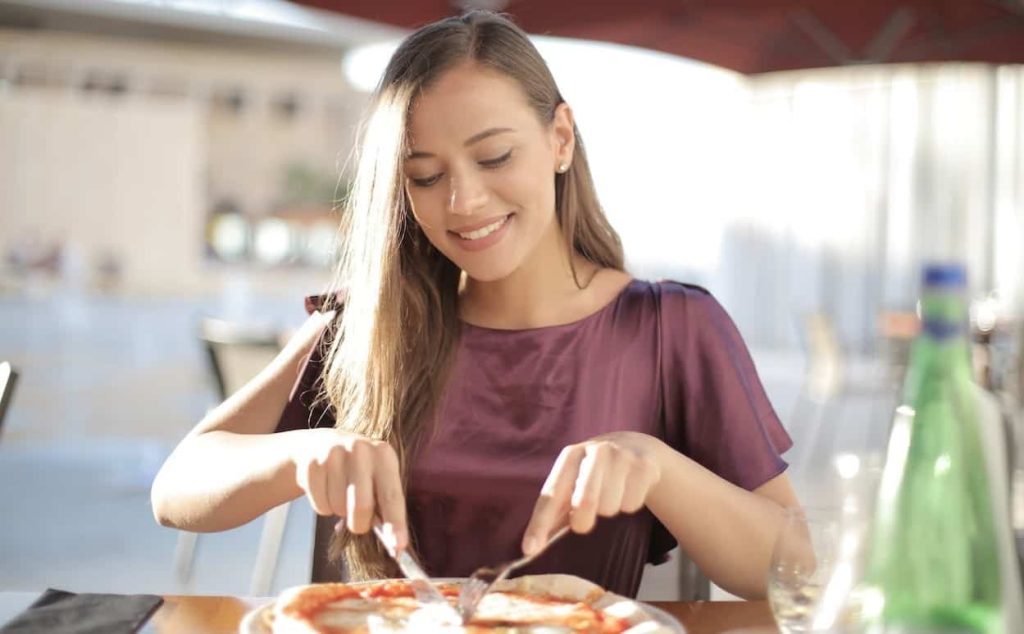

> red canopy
[297,0,1024,74]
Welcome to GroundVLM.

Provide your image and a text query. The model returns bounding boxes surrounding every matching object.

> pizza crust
[269,574,674,633]
[492,575,669,633]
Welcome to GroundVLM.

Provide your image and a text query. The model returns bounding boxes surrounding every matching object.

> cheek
[499,163,555,210]
[406,190,445,232]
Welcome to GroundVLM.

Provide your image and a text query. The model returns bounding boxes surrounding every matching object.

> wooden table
[652,600,779,634]
[149,595,779,633]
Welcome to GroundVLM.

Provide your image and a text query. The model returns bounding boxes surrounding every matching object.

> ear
[550,102,576,170]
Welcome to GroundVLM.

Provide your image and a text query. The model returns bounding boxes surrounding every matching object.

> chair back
[182,320,286,594]
[199,318,281,400]
[312,514,346,582]
[0,361,18,436]
[799,313,845,401]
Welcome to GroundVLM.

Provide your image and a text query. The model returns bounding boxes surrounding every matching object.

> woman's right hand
[291,429,408,552]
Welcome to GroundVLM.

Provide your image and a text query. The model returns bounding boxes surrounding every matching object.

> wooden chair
[0,361,18,439]
[173,319,288,595]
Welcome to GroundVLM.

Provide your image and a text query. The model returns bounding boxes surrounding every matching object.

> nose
[448,170,488,216]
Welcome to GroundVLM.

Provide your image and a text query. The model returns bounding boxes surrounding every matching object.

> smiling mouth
[450,214,512,241]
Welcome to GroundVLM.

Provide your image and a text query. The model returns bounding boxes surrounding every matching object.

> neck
[459,223,601,329]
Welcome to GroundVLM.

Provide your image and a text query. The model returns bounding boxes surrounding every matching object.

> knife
[371,520,464,625]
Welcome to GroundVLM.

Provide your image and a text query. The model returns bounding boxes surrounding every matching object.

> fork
[458,525,571,622]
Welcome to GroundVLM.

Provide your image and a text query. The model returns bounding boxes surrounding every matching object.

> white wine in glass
[768,508,839,634]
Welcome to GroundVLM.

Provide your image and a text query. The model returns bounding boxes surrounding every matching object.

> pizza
[261,574,674,633]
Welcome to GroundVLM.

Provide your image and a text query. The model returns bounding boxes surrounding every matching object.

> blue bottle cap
[922,263,967,289]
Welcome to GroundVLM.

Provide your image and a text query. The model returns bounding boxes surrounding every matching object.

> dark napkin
[0,589,163,634]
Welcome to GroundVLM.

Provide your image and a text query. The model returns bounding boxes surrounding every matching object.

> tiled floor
[0,294,899,600]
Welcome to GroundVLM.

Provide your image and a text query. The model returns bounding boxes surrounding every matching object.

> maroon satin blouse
[276,279,792,597]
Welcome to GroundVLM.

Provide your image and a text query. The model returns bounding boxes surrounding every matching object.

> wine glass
[768,508,841,633]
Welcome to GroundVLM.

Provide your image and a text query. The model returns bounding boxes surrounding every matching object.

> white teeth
[456,215,508,240]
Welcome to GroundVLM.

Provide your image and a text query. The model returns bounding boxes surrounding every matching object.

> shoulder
[602,279,726,351]
[624,279,720,317]
[651,279,713,301]
[629,280,739,351]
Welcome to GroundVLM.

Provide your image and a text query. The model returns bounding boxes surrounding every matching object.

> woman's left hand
[521,431,664,556]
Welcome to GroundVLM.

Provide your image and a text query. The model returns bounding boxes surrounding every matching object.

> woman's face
[403,62,574,282]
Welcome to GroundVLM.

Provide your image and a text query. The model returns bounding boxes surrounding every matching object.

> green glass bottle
[863,263,1003,634]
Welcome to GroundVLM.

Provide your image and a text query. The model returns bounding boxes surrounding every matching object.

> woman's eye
[479,150,512,168]
[409,173,442,188]
[408,151,510,187]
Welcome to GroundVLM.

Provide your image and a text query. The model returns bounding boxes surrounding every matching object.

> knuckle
[561,444,583,461]
[349,440,371,461]
[640,456,661,480]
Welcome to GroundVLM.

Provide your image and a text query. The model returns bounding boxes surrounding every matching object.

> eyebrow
[406,127,515,160]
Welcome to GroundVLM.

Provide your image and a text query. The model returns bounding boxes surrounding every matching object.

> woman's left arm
[645,434,798,599]
[522,430,798,601]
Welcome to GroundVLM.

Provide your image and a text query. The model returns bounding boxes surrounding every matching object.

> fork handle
[509,525,572,574]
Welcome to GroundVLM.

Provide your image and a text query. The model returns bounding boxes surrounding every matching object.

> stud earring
[557,163,568,173]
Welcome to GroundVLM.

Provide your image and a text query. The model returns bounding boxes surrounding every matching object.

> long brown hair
[321,10,624,580]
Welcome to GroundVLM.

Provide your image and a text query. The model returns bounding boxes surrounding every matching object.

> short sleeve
[659,281,792,486]
[648,281,792,563]
[274,294,339,433]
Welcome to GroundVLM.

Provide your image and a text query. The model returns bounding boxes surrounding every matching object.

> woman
[151,10,798,600]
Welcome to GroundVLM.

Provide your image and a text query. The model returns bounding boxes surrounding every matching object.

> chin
[458,258,521,283]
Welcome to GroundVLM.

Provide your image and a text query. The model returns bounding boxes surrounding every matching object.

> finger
[303,459,332,516]
[596,450,629,517]
[569,444,608,534]
[373,443,409,553]
[345,441,375,535]
[325,447,348,518]
[523,446,583,555]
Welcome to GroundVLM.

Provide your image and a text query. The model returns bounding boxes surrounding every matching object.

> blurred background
[0,0,1022,603]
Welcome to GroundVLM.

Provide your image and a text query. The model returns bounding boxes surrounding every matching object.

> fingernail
[334,519,345,534]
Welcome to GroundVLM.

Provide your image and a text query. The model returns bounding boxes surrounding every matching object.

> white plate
[238,582,686,633]
[239,600,273,634]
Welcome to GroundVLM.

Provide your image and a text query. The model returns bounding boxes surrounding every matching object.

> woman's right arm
[149,311,409,550]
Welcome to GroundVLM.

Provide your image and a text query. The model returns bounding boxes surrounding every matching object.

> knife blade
[371,520,463,625]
